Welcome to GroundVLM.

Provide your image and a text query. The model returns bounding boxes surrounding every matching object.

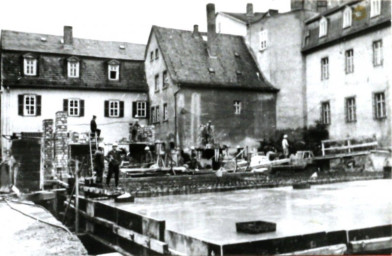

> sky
[0,0,290,44]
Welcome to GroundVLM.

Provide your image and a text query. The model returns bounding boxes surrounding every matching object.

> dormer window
[259,29,268,50]
[108,60,120,81]
[67,57,80,78]
[319,17,328,37]
[343,7,352,28]
[370,0,381,17]
[23,54,37,76]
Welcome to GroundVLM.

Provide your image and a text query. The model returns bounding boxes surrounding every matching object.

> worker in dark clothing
[94,145,105,185]
[131,121,140,142]
[105,143,122,187]
[90,115,101,138]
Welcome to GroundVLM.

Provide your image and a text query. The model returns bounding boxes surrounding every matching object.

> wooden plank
[65,201,169,254]
[88,234,133,256]
[114,226,169,254]
[350,236,392,253]
[323,142,377,152]
[278,243,347,255]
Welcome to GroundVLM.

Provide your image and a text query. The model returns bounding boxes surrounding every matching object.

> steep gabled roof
[1,30,146,60]
[152,26,277,92]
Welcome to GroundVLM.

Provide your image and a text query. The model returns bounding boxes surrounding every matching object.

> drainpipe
[174,87,181,148]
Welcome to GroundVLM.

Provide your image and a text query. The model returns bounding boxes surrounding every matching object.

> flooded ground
[107,179,392,244]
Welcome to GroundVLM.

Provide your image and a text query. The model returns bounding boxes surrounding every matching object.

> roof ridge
[1,29,146,47]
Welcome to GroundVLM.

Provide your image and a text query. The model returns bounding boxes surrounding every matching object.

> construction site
[0,107,391,255]
[1,0,392,255]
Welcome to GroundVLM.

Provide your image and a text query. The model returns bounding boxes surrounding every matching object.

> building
[144,4,278,148]
[216,2,319,138]
[302,0,391,147]
[0,26,149,156]
[246,6,317,134]
[216,4,273,37]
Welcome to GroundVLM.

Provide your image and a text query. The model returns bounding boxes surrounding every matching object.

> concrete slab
[109,180,392,245]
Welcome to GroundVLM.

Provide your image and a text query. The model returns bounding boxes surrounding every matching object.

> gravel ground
[0,199,87,256]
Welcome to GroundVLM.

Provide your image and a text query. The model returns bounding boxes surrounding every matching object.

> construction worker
[90,115,101,139]
[94,144,105,185]
[282,134,289,158]
[105,143,122,187]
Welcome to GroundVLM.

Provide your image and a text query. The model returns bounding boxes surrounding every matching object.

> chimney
[206,3,217,57]
[63,26,73,46]
[192,24,201,38]
[246,3,254,16]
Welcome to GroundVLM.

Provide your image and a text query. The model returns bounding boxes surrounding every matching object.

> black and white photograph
[0,0,391,255]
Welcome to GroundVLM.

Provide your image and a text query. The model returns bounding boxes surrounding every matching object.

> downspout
[174,87,181,148]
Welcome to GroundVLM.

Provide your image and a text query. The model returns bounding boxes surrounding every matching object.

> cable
[3,198,73,235]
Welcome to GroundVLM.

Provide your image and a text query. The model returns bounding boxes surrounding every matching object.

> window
[317,0,328,12]
[345,97,356,122]
[162,71,169,89]
[345,49,354,74]
[108,61,120,80]
[67,58,80,78]
[109,100,120,117]
[373,40,383,66]
[156,106,160,123]
[18,94,41,116]
[23,57,37,76]
[63,99,84,117]
[374,92,386,119]
[343,7,352,28]
[24,95,36,116]
[104,100,124,118]
[234,100,242,115]
[259,30,268,50]
[319,17,328,37]
[150,106,160,124]
[321,101,331,124]
[155,49,159,60]
[163,103,168,121]
[154,74,159,92]
[370,0,381,17]
[321,57,329,80]
[68,99,80,116]
[136,101,147,118]
[150,51,154,62]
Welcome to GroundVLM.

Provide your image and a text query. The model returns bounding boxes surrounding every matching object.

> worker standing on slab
[282,134,289,158]
[94,144,105,185]
[90,115,101,139]
[105,143,122,187]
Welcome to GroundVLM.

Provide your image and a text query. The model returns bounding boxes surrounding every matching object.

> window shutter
[372,94,376,119]
[18,95,24,116]
[119,101,124,118]
[104,101,109,117]
[80,100,85,117]
[36,95,41,116]
[63,99,68,113]
[145,102,150,120]
[132,101,137,117]
[344,100,348,122]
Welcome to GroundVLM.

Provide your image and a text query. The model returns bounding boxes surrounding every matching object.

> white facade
[1,88,148,155]
[216,13,247,36]
[306,27,391,147]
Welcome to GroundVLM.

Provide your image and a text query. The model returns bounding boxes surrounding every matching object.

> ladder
[89,132,98,174]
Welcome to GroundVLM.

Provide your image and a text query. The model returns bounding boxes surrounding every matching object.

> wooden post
[75,160,79,234]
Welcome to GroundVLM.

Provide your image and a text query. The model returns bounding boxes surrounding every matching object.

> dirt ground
[0,198,87,256]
